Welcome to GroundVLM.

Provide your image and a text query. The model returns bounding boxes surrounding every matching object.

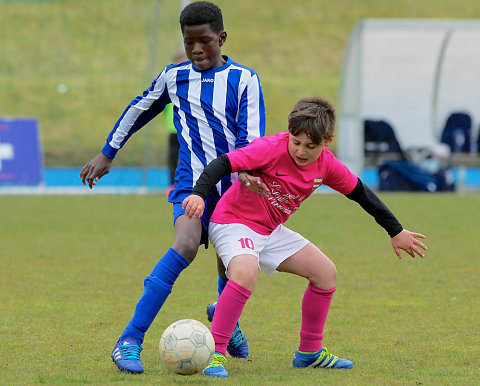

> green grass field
[3,0,480,166]
[1,193,479,384]
[1,1,480,384]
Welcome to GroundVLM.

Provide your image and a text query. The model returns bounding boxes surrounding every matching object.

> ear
[219,31,227,47]
[325,135,334,147]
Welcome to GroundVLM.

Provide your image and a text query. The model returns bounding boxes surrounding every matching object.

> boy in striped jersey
[80,1,266,374]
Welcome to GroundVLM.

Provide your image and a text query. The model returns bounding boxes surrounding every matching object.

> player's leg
[206,257,228,317]
[171,214,202,263]
[202,223,265,377]
[213,254,258,351]
[277,243,336,352]
[213,255,228,297]
[112,215,202,373]
[202,254,258,378]
[277,242,337,290]
[206,255,249,358]
[277,243,353,369]
[120,215,201,339]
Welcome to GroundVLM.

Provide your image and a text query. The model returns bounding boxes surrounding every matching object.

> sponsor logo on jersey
[202,78,214,83]
[312,177,323,191]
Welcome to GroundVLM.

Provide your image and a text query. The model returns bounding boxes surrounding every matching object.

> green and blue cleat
[207,302,249,358]
[201,352,228,378]
[111,337,144,374]
[293,347,353,369]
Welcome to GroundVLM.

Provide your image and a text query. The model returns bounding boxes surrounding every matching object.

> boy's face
[182,24,227,71]
[287,131,333,166]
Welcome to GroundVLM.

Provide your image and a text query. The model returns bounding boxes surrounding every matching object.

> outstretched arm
[346,178,427,259]
[81,71,171,189]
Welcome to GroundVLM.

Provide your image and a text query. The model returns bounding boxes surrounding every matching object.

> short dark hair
[179,1,224,34]
[288,97,336,144]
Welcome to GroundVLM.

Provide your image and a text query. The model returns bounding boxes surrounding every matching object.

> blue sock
[217,276,228,298]
[119,248,189,343]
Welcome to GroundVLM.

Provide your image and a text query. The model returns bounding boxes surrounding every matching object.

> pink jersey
[210,132,358,235]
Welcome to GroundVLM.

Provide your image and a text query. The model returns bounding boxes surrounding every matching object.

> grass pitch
[1,193,479,384]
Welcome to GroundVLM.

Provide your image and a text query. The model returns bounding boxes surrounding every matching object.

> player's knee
[172,215,202,262]
[330,261,338,282]
[232,276,257,292]
[311,260,337,289]
[229,268,258,292]
[171,238,199,263]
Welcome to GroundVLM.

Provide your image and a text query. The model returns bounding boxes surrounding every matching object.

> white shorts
[209,222,310,276]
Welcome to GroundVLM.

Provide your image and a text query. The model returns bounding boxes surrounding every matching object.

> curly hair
[179,1,224,34]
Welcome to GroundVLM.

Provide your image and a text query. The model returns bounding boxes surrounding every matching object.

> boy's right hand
[182,195,205,219]
[80,153,113,189]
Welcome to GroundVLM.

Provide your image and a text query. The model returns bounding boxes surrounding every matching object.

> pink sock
[298,283,336,353]
[211,280,251,355]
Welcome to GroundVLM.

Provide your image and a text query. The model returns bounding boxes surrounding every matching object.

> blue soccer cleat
[207,302,249,358]
[111,337,144,374]
[200,352,229,378]
[293,347,353,369]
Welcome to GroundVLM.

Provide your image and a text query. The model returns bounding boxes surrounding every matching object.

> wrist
[191,190,206,200]
[101,143,118,159]
[389,227,403,238]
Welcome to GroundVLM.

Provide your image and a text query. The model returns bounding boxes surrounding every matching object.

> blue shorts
[169,187,221,248]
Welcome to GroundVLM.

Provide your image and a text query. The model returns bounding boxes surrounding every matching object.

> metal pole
[140,0,163,192]
[141,0,189,192]
[180,0,190,48]
[431,29,452,142]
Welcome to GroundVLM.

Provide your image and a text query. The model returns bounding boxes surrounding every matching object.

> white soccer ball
[159,319,215,375]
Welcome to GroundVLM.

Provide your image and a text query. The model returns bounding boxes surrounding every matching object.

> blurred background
[1,0,480,191]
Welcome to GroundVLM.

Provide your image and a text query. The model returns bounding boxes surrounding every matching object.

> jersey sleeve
[346,179,403,237]
[323,151,358,195]
[234,72,266,149]
[227,137,273,172]
[192,155,232,199]
[102,69,171,158]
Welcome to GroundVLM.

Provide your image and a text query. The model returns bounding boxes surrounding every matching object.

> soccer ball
[159,319,215,375]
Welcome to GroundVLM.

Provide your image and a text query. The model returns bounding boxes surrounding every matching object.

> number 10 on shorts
[238,237,254,250]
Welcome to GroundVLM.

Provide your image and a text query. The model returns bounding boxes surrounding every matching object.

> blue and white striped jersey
[102,56,265,200]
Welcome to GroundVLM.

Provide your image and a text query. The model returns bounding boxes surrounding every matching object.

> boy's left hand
[391,229,428,259]
[182,194,205,219]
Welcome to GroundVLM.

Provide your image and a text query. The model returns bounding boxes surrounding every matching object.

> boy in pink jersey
[183,96,428,378]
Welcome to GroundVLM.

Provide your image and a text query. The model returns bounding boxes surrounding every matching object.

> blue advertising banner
[0,118,43,185]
